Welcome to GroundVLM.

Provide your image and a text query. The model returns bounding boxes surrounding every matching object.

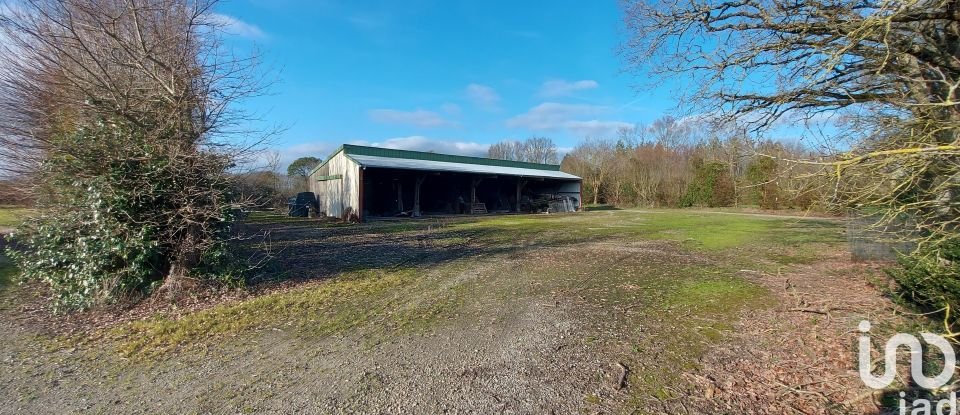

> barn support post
[358,167,365,222]
[515,178,528,212]
[397,182,403,213]
[470,177,483,206]
[413,175,426,217]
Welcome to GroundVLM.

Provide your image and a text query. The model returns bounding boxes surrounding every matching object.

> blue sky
[213,0,683,165]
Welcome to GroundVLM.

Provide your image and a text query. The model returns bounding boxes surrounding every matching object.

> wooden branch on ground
[615,362,629,390]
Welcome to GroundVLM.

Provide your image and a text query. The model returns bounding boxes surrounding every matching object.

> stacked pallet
[470,203,488,214]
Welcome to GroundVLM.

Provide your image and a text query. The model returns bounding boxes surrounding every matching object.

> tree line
[560,117,820,210]
[487,117,821,211]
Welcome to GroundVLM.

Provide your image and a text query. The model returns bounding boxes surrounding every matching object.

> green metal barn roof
[311,144,574,177]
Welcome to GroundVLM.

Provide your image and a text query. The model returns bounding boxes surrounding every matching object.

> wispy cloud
[506,103,632,138]
[538,79,599,98]
[506,103,604,130]
[565,120,635,137]
[353,136,489,157]
[276,142,337,168]
[206,13,266,39]
[368,109,458,128]
[465,83,500,110]
[440,103,462,116]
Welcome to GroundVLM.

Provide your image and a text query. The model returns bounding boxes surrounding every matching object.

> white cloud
[440,103,462,116]
[538,79,599,97]
[368,109,457,128]
[465,83,500,110]
[279,142,338,162]
[506,103,632,138]
[354,136,489,157]
[506,103,604,130]
[565,120,635,137]
[241,142,337,172]
[206,13,265,39]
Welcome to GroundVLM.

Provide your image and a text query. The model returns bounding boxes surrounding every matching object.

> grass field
[1,209,883,413]
[0,205,29,228]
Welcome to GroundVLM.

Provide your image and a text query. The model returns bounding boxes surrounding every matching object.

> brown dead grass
[683,251,903,414]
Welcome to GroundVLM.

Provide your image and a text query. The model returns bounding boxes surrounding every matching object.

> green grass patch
[666,274,771,315]
[447,209,843,253]
[101,209,837,370]
[583,204,620,211]
[110,267,422,357]
[0,205,30,228]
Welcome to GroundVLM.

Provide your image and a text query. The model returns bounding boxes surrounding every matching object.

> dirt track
[0,211,902,414]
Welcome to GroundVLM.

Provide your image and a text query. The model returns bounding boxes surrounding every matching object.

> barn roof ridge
[311,143,564,176]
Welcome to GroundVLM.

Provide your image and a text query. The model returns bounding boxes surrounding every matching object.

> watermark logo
[858,320,956,390]
[858,320,958,414]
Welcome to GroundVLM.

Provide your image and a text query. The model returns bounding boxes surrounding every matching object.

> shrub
[888,239,960,326]
[9,183,160,310]
[745,157,780,209]
[7,123,243,311]
[681,159,735,207]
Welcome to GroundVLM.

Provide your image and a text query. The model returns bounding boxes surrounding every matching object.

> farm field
[0,209,901,413]
[0,206,30,229]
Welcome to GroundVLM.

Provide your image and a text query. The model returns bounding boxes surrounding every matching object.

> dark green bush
[9,182,161,311]
[888,239,960,324]
[7,123,244,311]
[745,157,780,209]
[681,158,735,207]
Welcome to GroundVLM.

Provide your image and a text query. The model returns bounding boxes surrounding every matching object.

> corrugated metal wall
[309,152,361,221]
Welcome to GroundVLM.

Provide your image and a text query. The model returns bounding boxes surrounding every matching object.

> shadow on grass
[238,210,846,288]
[0,235,15,290]
[584,204,620,211]
[239,220,539,286]
[110,209,844,358]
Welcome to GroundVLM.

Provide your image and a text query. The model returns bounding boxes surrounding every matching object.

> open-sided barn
[308,144,582,221]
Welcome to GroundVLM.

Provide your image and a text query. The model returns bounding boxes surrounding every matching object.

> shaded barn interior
[308,144,582,221]
[363,167,581,217]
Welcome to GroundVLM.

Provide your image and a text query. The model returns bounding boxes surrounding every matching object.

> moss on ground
[111,267,424,357]
[0,207,863,413]
[666,274,771,314]
[447,209,842,253]
[102,208,841,370]
[0,205,30,228]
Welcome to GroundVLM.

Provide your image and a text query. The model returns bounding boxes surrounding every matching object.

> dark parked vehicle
[288,192,317,217]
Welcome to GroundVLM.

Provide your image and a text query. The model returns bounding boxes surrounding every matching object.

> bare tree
[649,116,694,148]
[487,140,523,161]
[621,0,959,247]
[0,0,270,308]
[563,138,616,205]
[522,136,559,164]
[488,137,559,164]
